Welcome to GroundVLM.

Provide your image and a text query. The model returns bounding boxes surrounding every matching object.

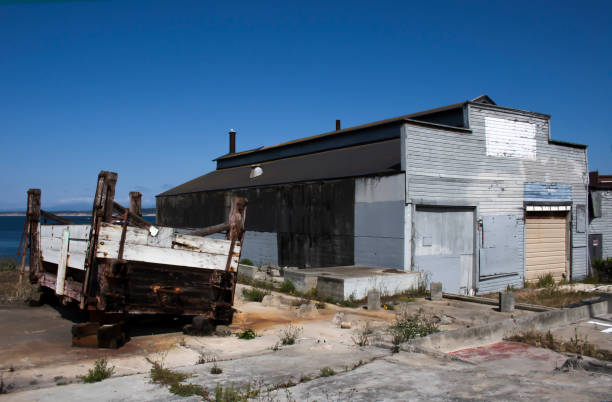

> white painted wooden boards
[96,223,240,271]
[39,223,240,275]
[40,225,90,271]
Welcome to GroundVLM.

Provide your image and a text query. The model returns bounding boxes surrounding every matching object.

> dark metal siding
[157,179,355,268]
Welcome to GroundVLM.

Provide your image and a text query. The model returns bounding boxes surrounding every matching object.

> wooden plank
[172,233,235,255]
[39,273,82,301]
[96,241,230,270]
[41,244,86,270]
[98,223,238,256]
[41,225,90,240]
[55,227,70,295]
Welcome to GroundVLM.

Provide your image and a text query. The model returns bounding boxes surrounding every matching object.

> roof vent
[249,165,263,179]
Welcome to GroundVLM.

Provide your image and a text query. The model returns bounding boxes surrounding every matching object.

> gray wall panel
[589,189,612,260]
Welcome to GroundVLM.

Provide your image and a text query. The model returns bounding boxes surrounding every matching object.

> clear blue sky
[1,0,610,211]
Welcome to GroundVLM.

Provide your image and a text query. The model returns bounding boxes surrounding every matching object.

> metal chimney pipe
[229,129,236,154]
[336,120,341,131]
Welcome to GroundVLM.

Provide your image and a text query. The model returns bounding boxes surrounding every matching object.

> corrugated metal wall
[589,189,612,260]
[403,103,588,293]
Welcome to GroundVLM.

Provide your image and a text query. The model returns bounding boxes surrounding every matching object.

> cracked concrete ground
[1,288,611,401]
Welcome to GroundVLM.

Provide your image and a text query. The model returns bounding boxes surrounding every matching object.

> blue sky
[1,0,610,211]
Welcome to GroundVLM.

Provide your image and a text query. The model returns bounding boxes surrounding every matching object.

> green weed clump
[81,358,115,383]
[535,273,556,288]
[319,367,336,377]
[242,287,269,302]
[279,279,296,294]
[239,258,254,266]
[149,361,208,398]
[237,328,256,340]
[388,307,439,346]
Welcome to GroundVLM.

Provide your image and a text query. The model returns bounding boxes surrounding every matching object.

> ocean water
[0,215,155,261]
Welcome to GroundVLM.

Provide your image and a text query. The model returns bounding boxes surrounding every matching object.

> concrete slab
[286,266,423,300]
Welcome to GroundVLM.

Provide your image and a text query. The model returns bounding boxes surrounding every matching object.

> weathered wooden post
[82,171,117,309]
[129,191,142,217]
[27,189,41,283]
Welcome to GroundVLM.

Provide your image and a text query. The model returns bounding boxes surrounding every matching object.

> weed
[319,367,336,377]
[507,329,612,361]
[352,321,375,347]
[239,258,254,266]
[210,363,223,375]
[169,382,208,397]
[315,302,326,309]
[0,258,17,272]
[279,324,303,345]
[279,279,296,294]
[388,307,439,345]
[383,303,394,310]
[81,358,115,383]
[242,287,269,302]
[197,352,216,365]
[150,363,188,386]
[535,273,556,288]
[299,374,312,382]
[237,328,256,340]
[214,382,259,401]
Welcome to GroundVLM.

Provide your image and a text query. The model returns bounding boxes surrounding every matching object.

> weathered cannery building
[157,95,589,294]
[589,171,612,261]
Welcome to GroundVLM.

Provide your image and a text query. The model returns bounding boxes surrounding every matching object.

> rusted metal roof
[159,138,401,196]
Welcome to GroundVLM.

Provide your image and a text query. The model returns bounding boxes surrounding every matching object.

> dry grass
[0,268,35,305]
[507,329,612,361]
[481,286,596,308]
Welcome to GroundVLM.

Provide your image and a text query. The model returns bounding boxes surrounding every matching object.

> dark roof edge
[156,171,405,198]
[214,101,467,161]
[402,119,472,134]
[548,139,587,150]
[467,101,551,119]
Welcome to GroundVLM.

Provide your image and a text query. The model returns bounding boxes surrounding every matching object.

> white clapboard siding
[96,223,240,271]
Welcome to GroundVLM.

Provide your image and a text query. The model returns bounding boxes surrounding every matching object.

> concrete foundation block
[430,282,443,301]
[284,269,319,294]
[367,290,381,310]
[499,292,515,312]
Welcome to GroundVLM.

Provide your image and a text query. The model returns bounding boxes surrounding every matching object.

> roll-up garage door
[525,213,568,282]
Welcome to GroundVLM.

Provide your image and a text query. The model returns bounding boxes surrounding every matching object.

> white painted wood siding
[403,104,588,292]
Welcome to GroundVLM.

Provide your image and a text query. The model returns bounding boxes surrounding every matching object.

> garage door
[525,213,567,282]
